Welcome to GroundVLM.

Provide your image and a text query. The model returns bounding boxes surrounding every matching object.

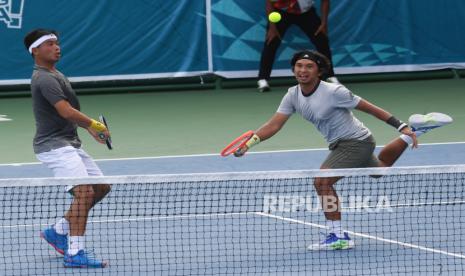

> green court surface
[0,78,464,164]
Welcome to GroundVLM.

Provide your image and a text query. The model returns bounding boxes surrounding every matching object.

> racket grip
[234,146,248,157]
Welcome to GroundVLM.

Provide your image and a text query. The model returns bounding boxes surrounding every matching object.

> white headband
[28,34,58,54]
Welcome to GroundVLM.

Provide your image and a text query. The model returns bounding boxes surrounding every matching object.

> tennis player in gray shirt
[24,28,110,267]
[235,50,452,250]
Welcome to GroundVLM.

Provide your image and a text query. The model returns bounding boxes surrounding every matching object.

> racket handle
[234,146,248,157]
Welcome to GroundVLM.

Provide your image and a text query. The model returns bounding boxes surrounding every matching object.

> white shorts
[36,146,103,192]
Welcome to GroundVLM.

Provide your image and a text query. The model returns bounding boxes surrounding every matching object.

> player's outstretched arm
[234,113,290,157]
[355,99,392,121]
[356,99,418,147]
[255,112,290,141]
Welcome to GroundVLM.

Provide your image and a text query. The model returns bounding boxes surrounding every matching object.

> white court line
[256,212,465,259]
[2,198,464,229]
[0,211,254,229]
[1,141,465,166]
[342,200,465,210]
[2,200,463,229]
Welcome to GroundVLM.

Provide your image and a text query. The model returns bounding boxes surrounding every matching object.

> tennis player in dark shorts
[235,49,452,250]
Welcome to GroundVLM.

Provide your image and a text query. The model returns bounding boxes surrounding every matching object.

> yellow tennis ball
[268,12,281,23]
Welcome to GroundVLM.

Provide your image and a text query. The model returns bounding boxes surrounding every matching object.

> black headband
[291,50,331,79]
[296,53,322,66]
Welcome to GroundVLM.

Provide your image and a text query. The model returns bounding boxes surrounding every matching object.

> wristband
[89,119,107,132]
[386,116,408,132]
[245,134,261,148]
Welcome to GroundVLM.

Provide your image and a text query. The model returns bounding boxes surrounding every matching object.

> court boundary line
[3,198,464,227]
[1,141,465,166]
[256,212,465,259]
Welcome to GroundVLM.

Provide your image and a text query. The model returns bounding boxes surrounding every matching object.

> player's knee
[314,177,333,191]
[100,184,111,196]
[73,185,96,203]
[91,184,111,203]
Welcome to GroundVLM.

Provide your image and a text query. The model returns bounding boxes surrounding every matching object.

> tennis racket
[221,130,254,157]
[98,114,112,150]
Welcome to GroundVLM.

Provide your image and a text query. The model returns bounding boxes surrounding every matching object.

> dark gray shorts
[321,135,379,169]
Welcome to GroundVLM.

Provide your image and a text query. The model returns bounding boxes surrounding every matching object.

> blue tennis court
[1,143,464,275]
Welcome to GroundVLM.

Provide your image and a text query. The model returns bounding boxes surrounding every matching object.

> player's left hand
[400,127,418,148]
[314,23,327,36]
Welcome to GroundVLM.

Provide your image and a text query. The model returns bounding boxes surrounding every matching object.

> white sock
[400,130,427,145]
[54,218,69,235]
[328,220,344,238]
[68,236,85,256]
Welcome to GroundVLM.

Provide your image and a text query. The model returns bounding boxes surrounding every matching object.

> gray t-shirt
[31,65,81,154]
[277,81,371,143]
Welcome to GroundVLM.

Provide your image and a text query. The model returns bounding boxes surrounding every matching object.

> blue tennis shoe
[307,232,354,250]
[409,112,453,133]
[64,250,108,268]
[40,227,68,255]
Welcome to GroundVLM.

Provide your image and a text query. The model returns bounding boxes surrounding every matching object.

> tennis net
[1,165,464,275]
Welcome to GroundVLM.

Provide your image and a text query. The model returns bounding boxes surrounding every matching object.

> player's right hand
[87,127,110,144]
[266,24,280,44]
[234,145,249,157]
